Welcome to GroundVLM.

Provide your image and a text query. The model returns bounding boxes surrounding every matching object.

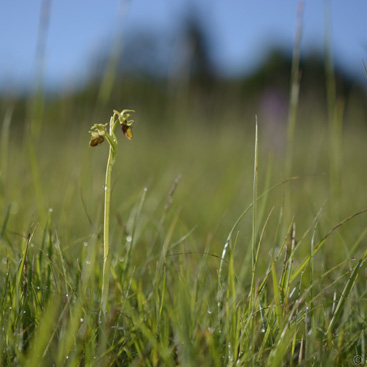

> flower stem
[90,109,135,320]
[100,126,116,317]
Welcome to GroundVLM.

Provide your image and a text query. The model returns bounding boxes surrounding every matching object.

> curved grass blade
[290,209,367,283]
[327,249,367,334]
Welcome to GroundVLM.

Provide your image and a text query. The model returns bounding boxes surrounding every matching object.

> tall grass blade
[290,209,367,283]
[250,116,259,312]
[24,296,59,367]
[327,249,367,334]
[324,1,344,212]
[0,204,11,241]
[271,262,283,328]
[97,2,130,104]
[0,106,13,208]
[363,59,367,79]
[285,0,303,179]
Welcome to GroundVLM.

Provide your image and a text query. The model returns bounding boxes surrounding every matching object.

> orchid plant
[89,109,135,317]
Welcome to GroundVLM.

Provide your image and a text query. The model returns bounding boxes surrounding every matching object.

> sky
[0,0,366,93]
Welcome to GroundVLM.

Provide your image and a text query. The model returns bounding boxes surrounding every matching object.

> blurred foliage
[1,47,365,139]
[1,4,366,132]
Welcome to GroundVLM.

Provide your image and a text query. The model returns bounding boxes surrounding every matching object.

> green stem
[91,110,133,319]
[100,121,117,317]
[250,117,258,313]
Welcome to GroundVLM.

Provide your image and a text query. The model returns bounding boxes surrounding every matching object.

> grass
[1,2,367,360]
[1,100,367,366]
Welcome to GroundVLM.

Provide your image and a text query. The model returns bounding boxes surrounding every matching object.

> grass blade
[290,209,367,283]
[327,249,367,334]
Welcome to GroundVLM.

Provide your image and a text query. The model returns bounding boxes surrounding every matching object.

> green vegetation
[1,40,367,367]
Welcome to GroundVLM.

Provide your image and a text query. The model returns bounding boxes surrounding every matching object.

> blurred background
[1,0,367,88]
[1,0,366,101]
[1,0,367,248]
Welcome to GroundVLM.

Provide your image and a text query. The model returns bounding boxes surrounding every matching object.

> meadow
[1,65,367,367]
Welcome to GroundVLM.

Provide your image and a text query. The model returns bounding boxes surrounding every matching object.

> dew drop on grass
[207,309,212,315]
[261,328,266,333]
[80,318,84,323]
[83,242,88,247]
[86,260,91,265]
[351,257,356,261]
[119,257,124,262]
[126,235,132,243]
[103,185,107,191]
[48,208,53,213]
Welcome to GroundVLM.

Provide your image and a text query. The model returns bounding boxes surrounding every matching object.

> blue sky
[0,0,366,92]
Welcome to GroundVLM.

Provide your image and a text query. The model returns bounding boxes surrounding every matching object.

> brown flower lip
[121,124,133,140]
[89,135,104,147]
